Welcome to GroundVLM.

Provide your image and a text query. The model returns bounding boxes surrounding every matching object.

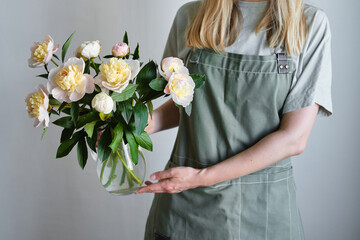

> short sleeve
[282,8,333,117]
[160,1,201,61]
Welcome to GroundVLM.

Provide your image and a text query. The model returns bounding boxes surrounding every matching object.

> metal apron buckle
[276,53,289,74]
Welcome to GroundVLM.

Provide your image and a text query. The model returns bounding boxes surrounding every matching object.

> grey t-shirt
[161,0,333,117]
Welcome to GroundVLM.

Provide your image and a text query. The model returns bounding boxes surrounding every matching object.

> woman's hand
[144,113,156,135]
[135,167,207,194]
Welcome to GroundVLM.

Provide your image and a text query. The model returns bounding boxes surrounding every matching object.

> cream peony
[25,84,50,127]
[112,42,129,58]
[28,35,59,68]
[75,40,101,59]
[94,58,140,93]
[47,57,95,103]
[158,57,189,81]
[168,73,195,107]
[91,92,114,114]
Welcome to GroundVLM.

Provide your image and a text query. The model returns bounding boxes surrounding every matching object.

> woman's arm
[136,104,319,194]
[145,98,180,135]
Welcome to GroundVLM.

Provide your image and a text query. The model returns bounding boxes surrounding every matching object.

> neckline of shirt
[237,0,269,8]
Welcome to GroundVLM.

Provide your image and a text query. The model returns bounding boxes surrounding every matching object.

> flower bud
[76,40,101,59]
[91,92,114,114]
[112,43,129,58]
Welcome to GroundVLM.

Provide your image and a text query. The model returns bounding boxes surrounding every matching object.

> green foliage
[190,74,206,89]
[60,127,75,143]
[185,103,192,116]
[149,78,167,91]
[124,128,139,165]
[71,102,79,125]
[133,43,140,60]
[117,100,133,124]
[109,122,124,153]
[53,116,74,129]
[77,111,100,128]
[97,126,112,163]
[111,84,138,102]
[146,101,153,118]
[62,32,75,62]
[84,121,97,138]
[133,131,152,151]
[56,131,81,158]
[41,127,48,140]
[77,136,88,169]
[123,31,129,45]
[36,74,48,79]
[133,101,148,135]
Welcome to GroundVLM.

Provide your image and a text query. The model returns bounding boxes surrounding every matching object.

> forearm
[199,130,301,186]
[152,98,180,133]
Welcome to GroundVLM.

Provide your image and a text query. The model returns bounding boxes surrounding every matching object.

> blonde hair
[186,0,308,55]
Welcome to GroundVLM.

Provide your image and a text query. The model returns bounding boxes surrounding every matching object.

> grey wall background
[0,0,358,239]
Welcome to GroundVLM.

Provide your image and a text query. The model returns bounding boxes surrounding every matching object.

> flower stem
[116,150,142,185]
[51,59,59,67]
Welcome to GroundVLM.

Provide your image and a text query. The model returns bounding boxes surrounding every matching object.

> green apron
[145,48,305,240]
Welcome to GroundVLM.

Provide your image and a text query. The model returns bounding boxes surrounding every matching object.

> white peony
[25,84,50,127]
[91,92,114,114]
[75,40,101,59]
[168,73,195,107]
[158,57,189,81]
[47,57,95,103]
[28,35,59,68]
[94,58,140,93]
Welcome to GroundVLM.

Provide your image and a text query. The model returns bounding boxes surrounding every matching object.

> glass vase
[91,140,146,195]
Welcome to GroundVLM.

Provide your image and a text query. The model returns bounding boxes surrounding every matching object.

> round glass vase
[91,140,146,195]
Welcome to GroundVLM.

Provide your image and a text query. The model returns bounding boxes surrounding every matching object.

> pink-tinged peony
[47,57,95,103]
[75,40,102,59]
[158,57,189,81]
[112,43,129,58]
[28,35,59,68]
[94,58,140,93]
[168,73,195,107]
[25,84,50,128]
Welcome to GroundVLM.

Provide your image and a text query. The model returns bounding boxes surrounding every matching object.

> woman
[136,0,332,239]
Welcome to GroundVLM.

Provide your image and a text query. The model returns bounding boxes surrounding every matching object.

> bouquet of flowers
[25,32,205,195]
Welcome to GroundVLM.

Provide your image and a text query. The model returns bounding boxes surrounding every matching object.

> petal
[84,74,95,93]
[75,78,86,95]
[64,57,85,73]
[164,84,170,94]
[69,90,84,102]
[125,59,140,80]
[51,87,67,102]
[34,119,41,128]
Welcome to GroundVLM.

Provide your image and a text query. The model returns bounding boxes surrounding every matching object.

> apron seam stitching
[211,175,292,187]
[287,171,293,240]
[266,174,269,240]
[189,61,292,74]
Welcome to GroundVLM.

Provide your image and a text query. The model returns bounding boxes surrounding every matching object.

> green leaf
[86,133,97,153]
[133,101,148,135]
[49,109,59,116]
[123,31,129,45]
[97,127,112,163]
[53,116,74,129]
[95,85,102,92]
[185,103,192,116]
[36,74,49,79]
[124,129,139,165]
[77,111,100,128]
[84,121,97,138]
[56,135,79,158]
[71,102,79,125]
[103,55,113,59]
[90,60,100,74]
[133,131,152,151]
[133,43,140,60]
[53,54,60,61]
[58,102,68,113]
[77,137,88,169]
[117,100,133,124]
[111,84,138,102]
[60,127,75,143]
[190,74,206,89]
[136,61,157,87]
[41,127,48,140]
[109,122,124,153]
[62,32,75,62]
[149,78,167,91]
[84,59,90,74]
[49,98,61,106]
[146,101,153,118]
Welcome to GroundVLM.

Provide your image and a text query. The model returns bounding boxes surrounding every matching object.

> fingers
[150,168,177,181]
[135,180,180,194]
